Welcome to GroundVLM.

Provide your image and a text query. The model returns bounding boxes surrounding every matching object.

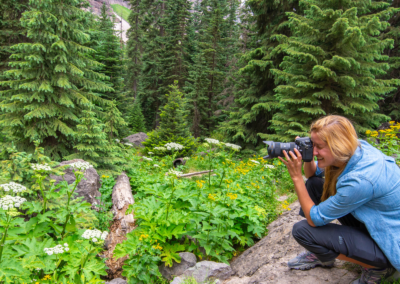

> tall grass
[110,4,130,22]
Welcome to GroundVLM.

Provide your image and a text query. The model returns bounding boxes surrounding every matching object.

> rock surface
[182,261,234,283]
[50,159,101,207]
[105,278,127,284]
[223,201,360,284]
[123,132,149,147]
[160,252,197,280]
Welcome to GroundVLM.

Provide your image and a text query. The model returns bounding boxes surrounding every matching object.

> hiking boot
[351,267,396,284]
[287,251,335,270]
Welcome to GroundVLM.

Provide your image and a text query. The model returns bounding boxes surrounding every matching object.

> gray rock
[50,159,101,207]
[123,132,148,147]
[181,261,234,283]
[225,201,360,284]
[105,278,127,284]
[170,276,183,284]
[160,252,197,280]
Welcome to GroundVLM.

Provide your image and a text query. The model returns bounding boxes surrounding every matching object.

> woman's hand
[278,148,303,182]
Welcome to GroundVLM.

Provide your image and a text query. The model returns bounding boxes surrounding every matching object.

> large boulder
[50,159,101,207]
[224,201,359,284]
[123,132,148,147]
[159,252,197,280]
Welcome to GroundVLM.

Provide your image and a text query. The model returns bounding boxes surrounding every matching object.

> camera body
[263,137,314,162]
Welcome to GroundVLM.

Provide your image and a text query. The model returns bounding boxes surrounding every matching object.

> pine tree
[64,105,124,174]
[219,0,297,146]
[126,0,145,99]
[139,0,166,129]
[185,0,229,137]
[0,0,29,144]
[158,0,191,96]
[103,101,128,142]
[268,0,400,141]
[130,97,146,133]
[0,0,113,159]
[142,81,196,156]
[97,3,124,99]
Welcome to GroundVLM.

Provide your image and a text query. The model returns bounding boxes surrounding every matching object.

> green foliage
[111,4,131,22]
[365,121,400,166]
[130,97,147,133]
[143,82,197,157]
[63,106,125,175]
[0,144,107,283]
[267,0,400,141]
[94,175,115,231]
[0,0,113,159]
[113,146,281,283]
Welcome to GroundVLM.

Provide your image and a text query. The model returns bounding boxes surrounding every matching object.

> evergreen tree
[185,0,229,137]
[103,101,128,141]
[139,0,166,129]
[64,105,124,174]
[126,0,145,99]
[0,0,113,159]
[97,3,124,99]
[268,0,400,141]
[142,81,196,156]
[158,0,191,96]
[219,0,297,146]
[130,97,147,133]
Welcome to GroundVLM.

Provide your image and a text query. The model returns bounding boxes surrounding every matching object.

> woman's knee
[292,220,311,241]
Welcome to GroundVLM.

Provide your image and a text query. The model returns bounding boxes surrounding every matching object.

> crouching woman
[279,115,400,284]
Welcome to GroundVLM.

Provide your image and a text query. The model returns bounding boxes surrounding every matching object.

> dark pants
[293,176,392,268]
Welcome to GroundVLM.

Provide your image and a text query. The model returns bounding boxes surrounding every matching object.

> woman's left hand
[278,148,303,182]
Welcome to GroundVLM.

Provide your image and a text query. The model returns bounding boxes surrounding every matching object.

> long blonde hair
[310,115,359,201]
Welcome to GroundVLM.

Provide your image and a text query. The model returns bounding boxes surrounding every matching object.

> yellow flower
[139,234,149,241]
[208,194,216,201]
[365,130,371,135]
[102,175,106,178]
[390,121,395,124]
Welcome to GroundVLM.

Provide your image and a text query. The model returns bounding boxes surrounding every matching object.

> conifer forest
[1,0,400,283]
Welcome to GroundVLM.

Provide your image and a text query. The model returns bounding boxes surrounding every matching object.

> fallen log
[178,170,214,178]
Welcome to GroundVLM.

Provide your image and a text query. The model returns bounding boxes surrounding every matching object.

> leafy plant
[94,175,116,231]
[0,144,108,284]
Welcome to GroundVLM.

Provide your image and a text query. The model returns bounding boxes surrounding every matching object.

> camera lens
[263,141,297,159]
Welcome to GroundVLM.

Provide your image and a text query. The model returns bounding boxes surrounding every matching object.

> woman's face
[310,132,339,168]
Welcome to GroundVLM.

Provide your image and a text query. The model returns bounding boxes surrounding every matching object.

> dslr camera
[262,137,314,162]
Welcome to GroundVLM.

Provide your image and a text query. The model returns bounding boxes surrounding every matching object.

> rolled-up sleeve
[310,174,374,226]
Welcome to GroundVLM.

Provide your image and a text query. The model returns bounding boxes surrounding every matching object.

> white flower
[143,156,153,161]
[154,146,167,151]
[64,243,68,247]
[264,164,275,169]
[164,142,184,151]
[115,139,120,143]
[183,157,190,161]
[31,163,52,171]
[0,195,27,211]
[148,152,154,155]
[69,161,93,171]
[154,164,160,167]
[82,229,108,242]
[0,182,27,193]
[250,159,260,164]
[168,169,183,177]
[124,143,134,147]
[205,138,220,145]
[44,244,67,255]
[224,143,242,151]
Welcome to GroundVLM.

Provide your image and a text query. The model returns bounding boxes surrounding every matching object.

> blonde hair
[310,115,359,201]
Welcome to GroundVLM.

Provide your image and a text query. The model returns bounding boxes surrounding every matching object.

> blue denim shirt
[310,140,400,271]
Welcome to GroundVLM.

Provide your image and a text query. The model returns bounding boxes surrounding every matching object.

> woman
[279,115,400,284]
